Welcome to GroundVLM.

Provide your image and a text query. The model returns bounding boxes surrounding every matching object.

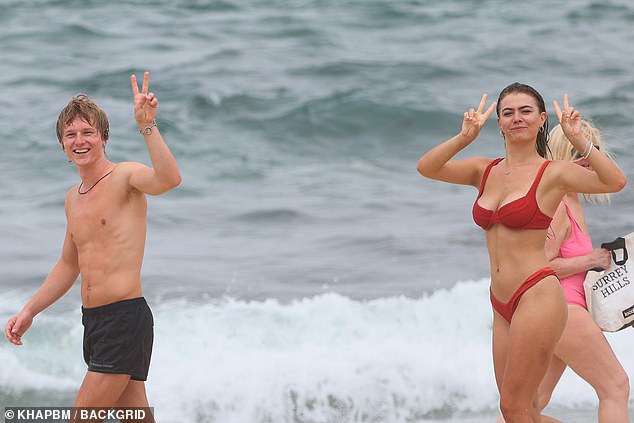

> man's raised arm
[128,71,181,195]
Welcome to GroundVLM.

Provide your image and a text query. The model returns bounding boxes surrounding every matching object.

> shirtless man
[5,72,181,420]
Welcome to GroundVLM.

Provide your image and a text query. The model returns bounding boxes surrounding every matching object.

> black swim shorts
[81,297,154,381]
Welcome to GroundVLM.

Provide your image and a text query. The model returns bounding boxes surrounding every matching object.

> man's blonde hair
[56,94,109,145]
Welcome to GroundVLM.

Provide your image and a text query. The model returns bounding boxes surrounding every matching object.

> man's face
[61,117,105,166]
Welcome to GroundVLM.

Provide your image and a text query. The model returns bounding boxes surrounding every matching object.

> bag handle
[600,237,628,266]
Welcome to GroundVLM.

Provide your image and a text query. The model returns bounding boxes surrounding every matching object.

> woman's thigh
[501,276,567,400]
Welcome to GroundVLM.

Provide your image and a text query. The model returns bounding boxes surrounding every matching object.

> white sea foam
[3,279,632,421]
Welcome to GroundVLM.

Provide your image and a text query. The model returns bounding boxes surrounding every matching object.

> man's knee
[499,393,535,422]
[500,405,530,423]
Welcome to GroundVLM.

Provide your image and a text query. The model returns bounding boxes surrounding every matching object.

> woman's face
[497,92,547,142]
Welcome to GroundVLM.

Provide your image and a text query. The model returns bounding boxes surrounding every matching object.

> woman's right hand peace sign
[553,93,583,143]
[460,94,497,142]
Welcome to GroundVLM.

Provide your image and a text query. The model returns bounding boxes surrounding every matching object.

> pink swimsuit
[558,202,593,309]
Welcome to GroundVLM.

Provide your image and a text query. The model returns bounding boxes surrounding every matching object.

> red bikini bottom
[490,267,557,322]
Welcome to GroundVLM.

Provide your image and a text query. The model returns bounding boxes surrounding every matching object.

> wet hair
[496,82,550,158]
[56,94,109,145]
[548,120,613,204]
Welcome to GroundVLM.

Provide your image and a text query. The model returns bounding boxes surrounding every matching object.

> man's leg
[74,371,131,406]
[116,380,155,423]
[71,371,131,422]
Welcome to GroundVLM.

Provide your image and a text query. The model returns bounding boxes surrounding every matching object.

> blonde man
[5,72,181,420]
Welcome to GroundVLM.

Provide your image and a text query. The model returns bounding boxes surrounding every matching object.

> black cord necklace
[78,169,114,195]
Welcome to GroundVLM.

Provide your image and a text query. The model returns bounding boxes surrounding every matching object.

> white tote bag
[583,232,634,332]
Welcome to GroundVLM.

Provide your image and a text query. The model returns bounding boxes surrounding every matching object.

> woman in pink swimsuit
[537,121,630,422]
[417,83,626,423]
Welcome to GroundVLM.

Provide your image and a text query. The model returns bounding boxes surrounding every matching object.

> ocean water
[1,0,634,421]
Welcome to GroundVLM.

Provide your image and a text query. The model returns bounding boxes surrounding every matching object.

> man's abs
[80,269,143,308]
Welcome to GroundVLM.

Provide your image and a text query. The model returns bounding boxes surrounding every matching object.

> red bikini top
[472,158,553,230]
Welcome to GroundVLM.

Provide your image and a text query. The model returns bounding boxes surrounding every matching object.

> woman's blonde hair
[548,120,613,203]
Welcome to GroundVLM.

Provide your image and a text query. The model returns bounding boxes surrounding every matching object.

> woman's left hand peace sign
[553,93,582,141]
[131,71,158,127]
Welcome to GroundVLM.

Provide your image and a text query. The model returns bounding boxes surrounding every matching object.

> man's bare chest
[68,196,120,246]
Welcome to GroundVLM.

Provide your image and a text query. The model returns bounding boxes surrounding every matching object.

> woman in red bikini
[417,82,626,423]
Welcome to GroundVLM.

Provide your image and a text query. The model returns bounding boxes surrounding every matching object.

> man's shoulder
[111,162,150,197]
[113,161,148,173]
